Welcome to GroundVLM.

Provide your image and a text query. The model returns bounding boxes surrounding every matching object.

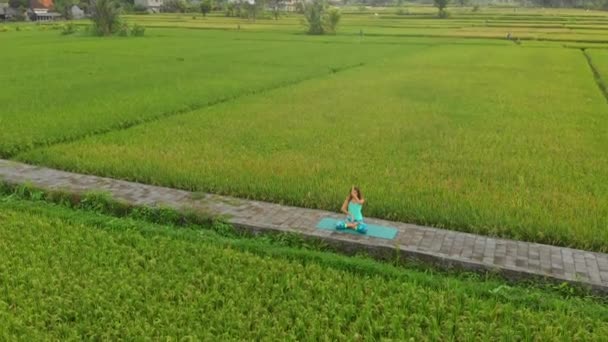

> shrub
[117,22,129,36]
[61,22,78,35]
[0,26,9,32]
[438,9,450,18]
[130,23,145,36]
[304,0,324,34]
[472,4,480,12]
[12,7,26,22]
[90,0,122,36]
[325,7,341,34]
[303,0,341,35]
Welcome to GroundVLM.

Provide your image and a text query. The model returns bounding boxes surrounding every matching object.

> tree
[268,0,284,20]
[303,0,341,35]
[304,0,325,34]
[325,7,340,34]
[8,0,27,8]
[54,0,79,19]
[243,0,263,21]
[90,0,121,36]
[433,0,449,17]
[200,0,212,16]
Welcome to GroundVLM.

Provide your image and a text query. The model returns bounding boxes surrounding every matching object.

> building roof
[30,0,53,9]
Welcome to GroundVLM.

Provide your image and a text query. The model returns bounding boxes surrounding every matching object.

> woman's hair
[349,186,363,201]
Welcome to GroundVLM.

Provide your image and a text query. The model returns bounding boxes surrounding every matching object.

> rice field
[17,40,608,251]
[118,7,608,42]
[0,29,400,157]
[1,196,607,340]
[3,8,608,252]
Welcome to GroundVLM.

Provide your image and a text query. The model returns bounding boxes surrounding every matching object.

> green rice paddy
[2,7,608,339]
[2,8,608,251]
[1,196,607,339]
[0,29,399,156]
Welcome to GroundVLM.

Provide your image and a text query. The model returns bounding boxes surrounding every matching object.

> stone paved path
[2,159,608,293]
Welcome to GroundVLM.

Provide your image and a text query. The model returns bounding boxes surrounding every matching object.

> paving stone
[585,254,602,284]
[447,234,461,256]
[430,232,446,253]
[439,233,456,255]
[1,159,608,294]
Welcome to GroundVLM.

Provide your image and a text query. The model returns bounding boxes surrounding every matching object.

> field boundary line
[582,48,608,103]
[4,62,367,159]
[2,159,608,295]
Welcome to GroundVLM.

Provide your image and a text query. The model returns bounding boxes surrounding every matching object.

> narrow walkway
[2,159,607,293]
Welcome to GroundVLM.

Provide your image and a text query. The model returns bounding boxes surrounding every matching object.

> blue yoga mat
[316,217,398,240]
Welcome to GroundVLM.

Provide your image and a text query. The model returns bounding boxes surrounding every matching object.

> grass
[1,195,607,339]
[19,41,608,252]
[0,28,401,157]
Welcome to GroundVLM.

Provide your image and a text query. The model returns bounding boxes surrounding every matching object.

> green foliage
[117,21,130,36]
[7,0,26,8]
[200,0,212,16]
[433,0,449,15]
[90,0,122,36]
[303,0,341,35]
[325,7,341,34]
[60,21,78,35]
[53,0,78,19]
[242,0,265,21]
[438,8,450,18]
[0,198,607,339]
[304,0,325,34]
[224,1,236,16]
[268,0,285,20]
[130,22,145,36]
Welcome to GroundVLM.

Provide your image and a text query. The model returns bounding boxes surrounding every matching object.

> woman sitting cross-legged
[336,186,368,234]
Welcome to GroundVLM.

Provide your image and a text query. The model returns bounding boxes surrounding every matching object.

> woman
[336,186,368,234]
